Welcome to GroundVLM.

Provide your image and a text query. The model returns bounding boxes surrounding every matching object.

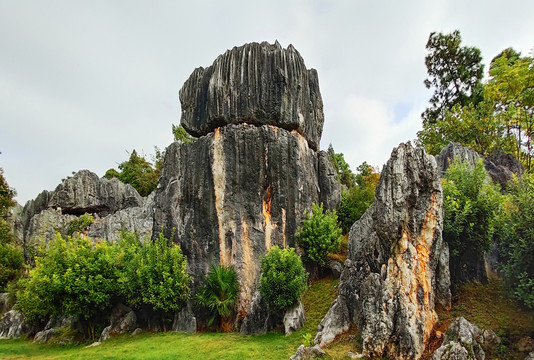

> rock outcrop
[179,41,324,151]
[154,42,341,322]
[0,310,28,339]
[315,143,451,360]
[284,301,306,335]
[99,303,137,342]
[290,344,327,360]
[18,170,155,259]
[172,303,197,333]
[432,317,500,360]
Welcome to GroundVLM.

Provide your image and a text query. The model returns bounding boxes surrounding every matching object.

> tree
[295,203,342,268]
[172,124,195,144]
[327,144,356,189]
[494,174,534,308]
[337,162,380,234]
[195,265,238,332]
[105,150,160,196]
[259,246,307,313]
[442,159,503,287]
[422,30,484,126]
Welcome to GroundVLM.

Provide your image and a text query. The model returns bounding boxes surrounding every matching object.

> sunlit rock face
[153,42,341,320]
[315,142,451,360]
[179,41,324,151]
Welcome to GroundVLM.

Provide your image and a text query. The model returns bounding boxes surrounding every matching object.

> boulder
[179,41,324,150]
[435,142,482,178]
[327,259,343,279]
[240,290,281,335]
[315,142,451,360]
[526,352,534,360]
[432,317,499,360]
[33,328,60,343]
[284,301,306,335]
[99,303,137,342]
[153,124,340,317]
[485,149,524,188]
[172,304,197,333]
[0,310,27,339]
[48,170,143,216]
[290,344,326,360]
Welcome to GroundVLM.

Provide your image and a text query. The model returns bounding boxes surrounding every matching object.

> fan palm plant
[195,265,239,332]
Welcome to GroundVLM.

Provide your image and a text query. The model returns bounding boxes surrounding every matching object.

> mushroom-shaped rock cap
[179,41,324,150]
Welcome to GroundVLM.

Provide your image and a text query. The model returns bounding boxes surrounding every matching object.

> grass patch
[0,277,347,359]
[436,277,534,360]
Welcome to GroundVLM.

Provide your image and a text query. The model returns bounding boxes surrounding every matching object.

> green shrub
[0,240,24,292]
[442,159,503,261]
[495,175,534,308]
[259,246,307,313]
[296,203,342,267]
[195,265,238,332]
[66,213,94,236]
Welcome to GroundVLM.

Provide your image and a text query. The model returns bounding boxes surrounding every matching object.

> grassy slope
[0,277,352,360]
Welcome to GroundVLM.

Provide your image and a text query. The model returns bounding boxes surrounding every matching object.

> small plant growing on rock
[259,246,307,313]
[195,265,239,332]
[66,213,94,236]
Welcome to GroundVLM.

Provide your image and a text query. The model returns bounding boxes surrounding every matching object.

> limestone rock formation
[284,301,306,335]
[99,303,137,342]
[315,142,451,360]
[48,170,143,216]
[0,310,28,339]
[179,41,324,150]
[18,170,155,259]
[172,303,197,333]
[432,317,499,360]
[290,344,327,360]
[239,290,280,335]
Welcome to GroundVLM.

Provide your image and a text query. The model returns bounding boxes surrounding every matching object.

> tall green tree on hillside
[421,30,484,126]
[327,144,356,189]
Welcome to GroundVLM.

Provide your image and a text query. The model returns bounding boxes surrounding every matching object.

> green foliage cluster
[105,149,163,196]
[0,168,23,292]
[296,203,342,267]
[66,213,94,236]
[172,124,196,144]
[442,159,503,262]
[337,162,380,234]
[259,246,307,313]
[17,232,190,337]
[195,265,239,331]
[418,31,534,172]
[327,144,356,189]
[494,175,534,308]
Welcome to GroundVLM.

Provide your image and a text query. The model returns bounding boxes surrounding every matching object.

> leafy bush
[105,150,161,196]
[296,203,342,267]
[337,163,379,234]
[17,231,191,337]
[259,246,307,313]
[195,265,239,332]
[442,159,503,261]
[0,240,24,292]
[495,175,534,308]
[172,124,196,144]
[66,213,94,236]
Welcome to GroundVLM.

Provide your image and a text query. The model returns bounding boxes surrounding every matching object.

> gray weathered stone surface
[290,344,326,360]
[88,193,155,242]
[435,142,482,178]
[432,317,498,360]
[0,310,27,339]
[154,124,340,317]
[48,170,143,216]
[172,303,197,333]
[315,142,451,360]
[99,303,137,342]
[179,41,324,150]
[284,301,305,335]
[33,328,60,343]
[525,352,534,360]
[240,290,280,335]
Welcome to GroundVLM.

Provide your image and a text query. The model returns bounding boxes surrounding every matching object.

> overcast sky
[1,1,533,204]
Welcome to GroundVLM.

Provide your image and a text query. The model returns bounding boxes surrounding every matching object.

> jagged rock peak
[179,41,324,150]
[314,142,451,360]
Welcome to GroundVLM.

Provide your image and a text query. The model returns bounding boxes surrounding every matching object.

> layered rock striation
[154,41,340,320]
[315,143,451,359]
[179,41,324,150]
